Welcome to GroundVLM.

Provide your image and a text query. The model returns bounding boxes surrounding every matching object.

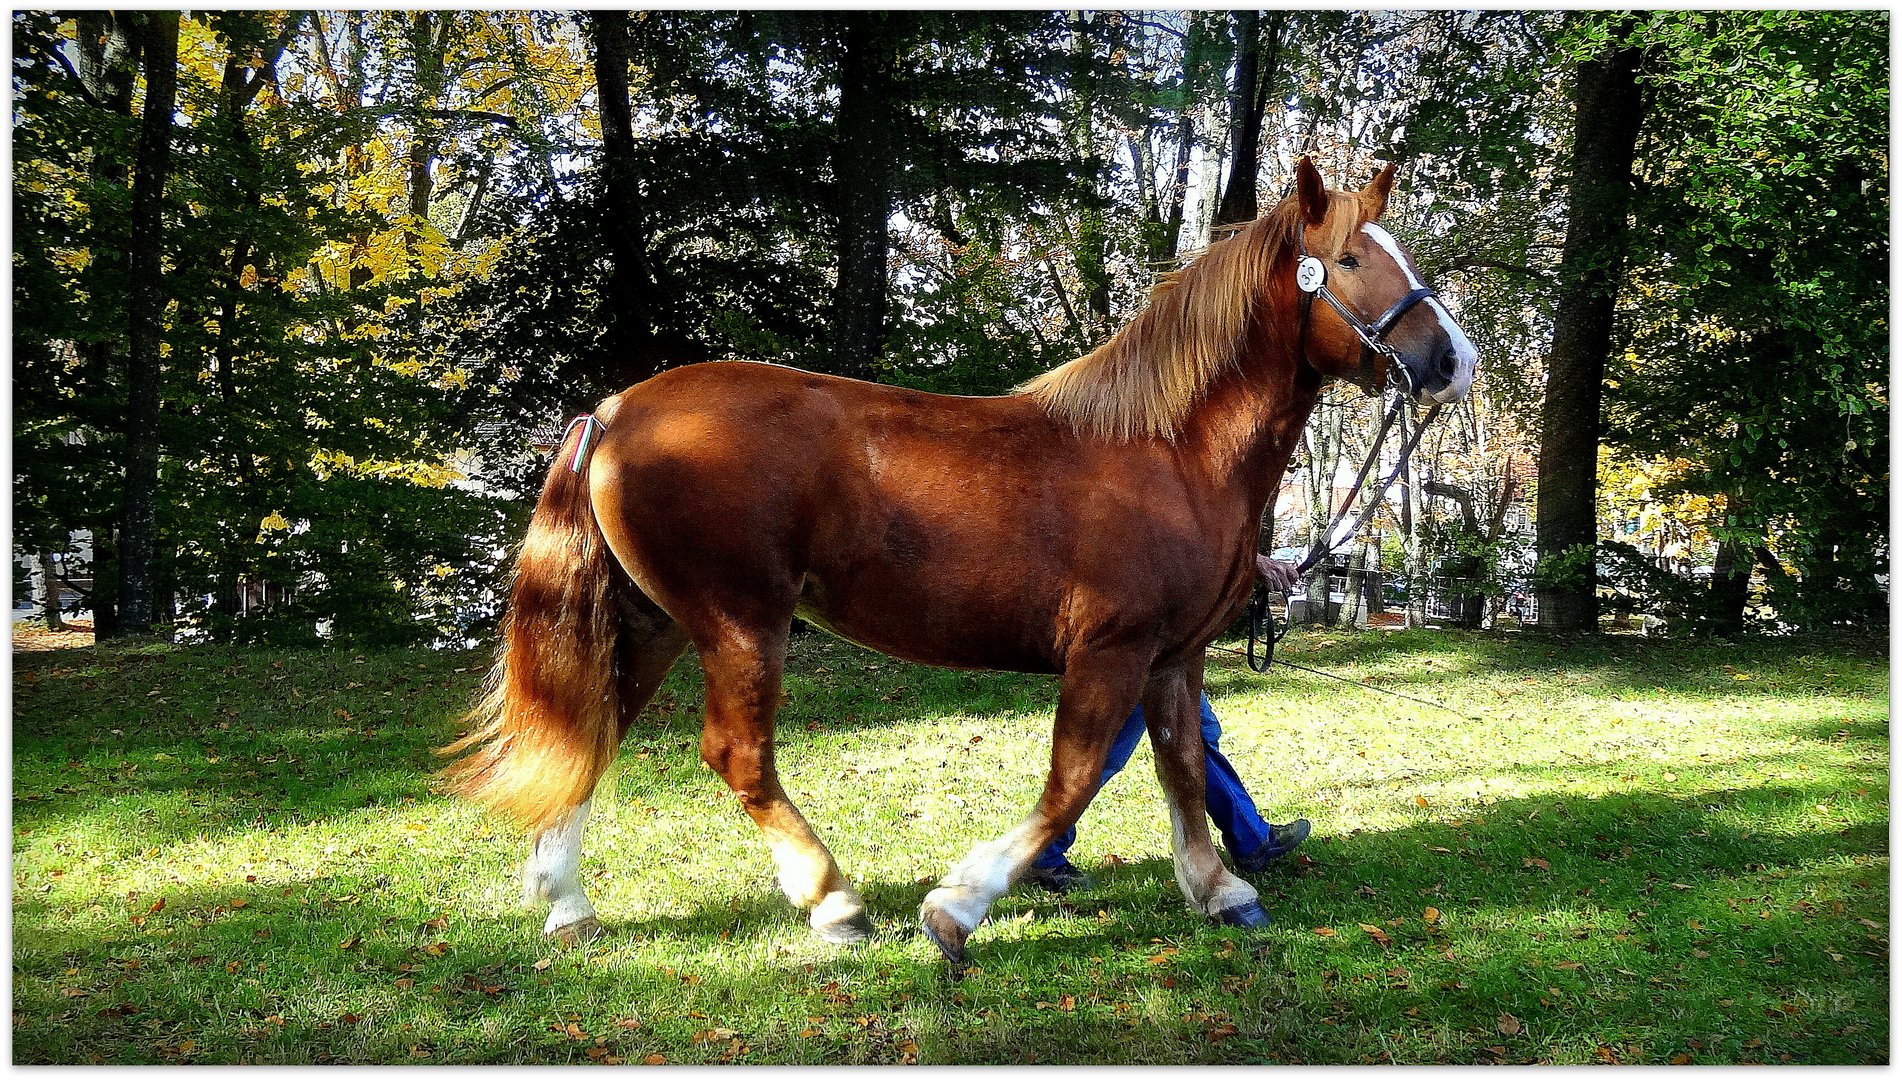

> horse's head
[1287,157,1476,405]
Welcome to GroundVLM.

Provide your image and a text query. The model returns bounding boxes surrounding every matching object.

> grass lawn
[11,626,1888,1064]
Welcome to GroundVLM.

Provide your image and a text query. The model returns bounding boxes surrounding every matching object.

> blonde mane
[1019,189,1371,442]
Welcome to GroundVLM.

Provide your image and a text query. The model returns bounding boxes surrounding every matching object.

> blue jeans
[1030,693,1272,871]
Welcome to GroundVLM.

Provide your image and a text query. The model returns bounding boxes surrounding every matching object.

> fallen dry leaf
[1312,927,1337,937]
[1423,906,1441,925]
[1497,1013,1522,1036]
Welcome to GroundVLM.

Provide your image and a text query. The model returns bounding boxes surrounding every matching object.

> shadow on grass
[13,634,1889,1063]
[15,775,1888,1065]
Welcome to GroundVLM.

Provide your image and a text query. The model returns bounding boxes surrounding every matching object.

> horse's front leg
[919,648,1148,964]
[1145,664,1267,927]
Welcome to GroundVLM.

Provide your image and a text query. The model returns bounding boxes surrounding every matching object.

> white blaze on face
[1361,223,1477,402]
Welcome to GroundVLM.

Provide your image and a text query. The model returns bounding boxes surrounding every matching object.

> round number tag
[1296,256,1327,294]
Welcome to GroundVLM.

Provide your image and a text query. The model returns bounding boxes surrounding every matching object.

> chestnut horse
[443,158,1476,963]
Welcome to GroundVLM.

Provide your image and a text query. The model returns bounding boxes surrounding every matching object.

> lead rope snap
[562,414,607,473]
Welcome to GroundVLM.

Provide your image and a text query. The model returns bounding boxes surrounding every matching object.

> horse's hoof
[813,909,876,945]
[919,905,970,966]
[1215,900,1272,929]
[548,916,608,947]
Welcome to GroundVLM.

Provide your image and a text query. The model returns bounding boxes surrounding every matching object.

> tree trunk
[91,524,120,637]
[407,11,450,223]
[118,11,180,636]
[829,13,898,382]
[75,12,139,110]
[590,11,668,390]
[73,13,138,639]
[1213,10,1282,229]
[1294,404,1343,626]
[1533,17,1643,632]
[1708,537,1752,636]
[40,553,64,630]
[1402,439,1430,627]
[1066,12,1113,339]
[1157,112,1196,262]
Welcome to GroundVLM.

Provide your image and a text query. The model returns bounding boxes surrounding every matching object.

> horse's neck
[1178,319,1323,514]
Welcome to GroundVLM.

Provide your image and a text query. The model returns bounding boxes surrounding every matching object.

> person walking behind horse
[1023,554,1312,893]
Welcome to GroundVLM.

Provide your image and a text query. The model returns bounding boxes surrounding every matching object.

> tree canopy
[11,9,1887,642]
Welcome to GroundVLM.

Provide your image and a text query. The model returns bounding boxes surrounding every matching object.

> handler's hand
[1255,554,1298,594]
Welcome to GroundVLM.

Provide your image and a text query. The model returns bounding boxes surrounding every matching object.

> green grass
[12,627,1888,1064]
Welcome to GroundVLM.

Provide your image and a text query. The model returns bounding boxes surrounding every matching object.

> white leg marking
[810,888,866,929]
[923,820,1043,932]
[525,800,599,933]
[1158,784,1260,917]
[763,830,868,930]
[765,834,832,910]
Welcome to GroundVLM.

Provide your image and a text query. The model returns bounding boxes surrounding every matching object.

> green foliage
[1529,543,1595,594]
[13,12,524,640]
[1593,540,1710,627]
[1599,10,1888,631]
[1418,519,1530,600]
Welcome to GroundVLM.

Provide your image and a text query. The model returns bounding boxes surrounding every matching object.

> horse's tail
[441,402,627,831]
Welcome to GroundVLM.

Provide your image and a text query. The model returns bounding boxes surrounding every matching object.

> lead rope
[1249,399,1445,673]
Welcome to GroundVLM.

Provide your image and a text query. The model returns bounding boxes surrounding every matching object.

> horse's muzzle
[1424,343,1475,404]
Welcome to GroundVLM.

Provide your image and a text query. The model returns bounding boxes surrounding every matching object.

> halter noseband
[1295,229,1437,396]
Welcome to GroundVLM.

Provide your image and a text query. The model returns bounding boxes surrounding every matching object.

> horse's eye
[1339,254,1361,270]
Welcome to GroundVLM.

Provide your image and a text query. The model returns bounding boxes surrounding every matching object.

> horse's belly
[793,582,1059,676]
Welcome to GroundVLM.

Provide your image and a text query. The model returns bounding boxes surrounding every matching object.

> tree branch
[1430,257,1554,280]
[25,38,103,109]
[1127,15,1186,40]
[1043,258,1088,350]
[349,105,522,131]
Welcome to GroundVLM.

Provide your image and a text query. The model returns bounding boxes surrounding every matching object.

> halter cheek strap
[1294,231,1437,396]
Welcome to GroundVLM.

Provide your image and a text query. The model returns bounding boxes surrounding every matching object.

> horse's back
[588,362,1101,668]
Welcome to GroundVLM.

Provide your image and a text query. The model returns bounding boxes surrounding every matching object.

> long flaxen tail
[441,408,628,831]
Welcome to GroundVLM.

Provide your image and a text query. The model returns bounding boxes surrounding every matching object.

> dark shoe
[1021,862,1095,894]
[1233,818,1312,873]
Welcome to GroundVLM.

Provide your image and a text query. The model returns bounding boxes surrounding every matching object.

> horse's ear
[1295,156,1328,226]
[1365,162,1397,220]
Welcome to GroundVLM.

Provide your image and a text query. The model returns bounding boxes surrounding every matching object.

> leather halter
[1247,228,1448,673]
[1294,229,1437,397]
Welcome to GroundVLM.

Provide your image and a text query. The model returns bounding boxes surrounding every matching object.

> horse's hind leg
[527,603,688,944]
[525,799,602,942]
[1144,667,1265,927]
[698,630,872,943]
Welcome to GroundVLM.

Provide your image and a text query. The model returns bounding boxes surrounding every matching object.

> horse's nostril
[1437,350,1459,377]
